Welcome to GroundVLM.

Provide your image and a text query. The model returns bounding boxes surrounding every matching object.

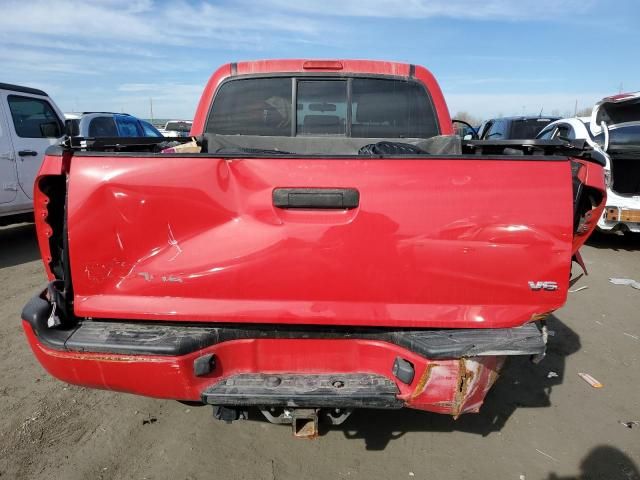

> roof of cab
[232,59,413,77]
[0,82,47,96]
[191,59,453,136]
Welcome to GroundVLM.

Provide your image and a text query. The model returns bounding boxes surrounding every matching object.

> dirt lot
[0,223,638,480]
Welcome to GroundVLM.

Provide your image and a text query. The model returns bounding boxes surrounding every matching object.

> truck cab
[0,83,64,225]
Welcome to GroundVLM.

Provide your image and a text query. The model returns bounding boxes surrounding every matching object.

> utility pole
[574,99,578,116]
[150,98,154,123]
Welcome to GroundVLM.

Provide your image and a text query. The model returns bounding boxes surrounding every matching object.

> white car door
[4,93,64,199]
[0,94,18,204]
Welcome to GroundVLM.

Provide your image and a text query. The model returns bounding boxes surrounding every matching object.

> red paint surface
[23,320,501,415]
[66,156,575,328]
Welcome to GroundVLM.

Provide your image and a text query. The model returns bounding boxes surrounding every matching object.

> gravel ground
[0,223,638,480]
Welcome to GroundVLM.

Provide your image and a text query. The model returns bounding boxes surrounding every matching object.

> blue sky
[1,0,638,120]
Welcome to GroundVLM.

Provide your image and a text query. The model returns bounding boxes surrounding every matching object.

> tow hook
[213,406,248,423]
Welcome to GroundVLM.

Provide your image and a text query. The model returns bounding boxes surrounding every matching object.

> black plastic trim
[22,290,546,359]
[21,294,78,348]
[201,373,402,409]
[71,150,570,162]
[0,82,47,96]
[273,188,359,209]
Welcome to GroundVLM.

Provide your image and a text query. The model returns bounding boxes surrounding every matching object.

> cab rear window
[206,77,439,138]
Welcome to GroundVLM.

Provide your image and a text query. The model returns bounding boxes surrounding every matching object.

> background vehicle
[65,112,163,138]
[477,116,559,140]
[159,120,193,137]
[536,93,640,234]
[0,83,64,225]
[22,60,605,437]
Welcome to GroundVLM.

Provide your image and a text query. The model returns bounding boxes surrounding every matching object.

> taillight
[35,175,66,280]
[570,160,606,254]
[302,60,343,70]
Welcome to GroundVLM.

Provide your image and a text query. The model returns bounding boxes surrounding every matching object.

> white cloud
[256,0,595,20]
[0,0,330,83]
[0,0,612,119]
[0,0,323,47]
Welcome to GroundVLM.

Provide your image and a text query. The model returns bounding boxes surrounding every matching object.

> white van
[0,83,64,225]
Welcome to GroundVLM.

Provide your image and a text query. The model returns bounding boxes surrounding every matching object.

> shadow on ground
[546,445,640,480]
[325,314,580,449]
[587,230,640,252]
[240,315,581,450]
[0,223,39,268]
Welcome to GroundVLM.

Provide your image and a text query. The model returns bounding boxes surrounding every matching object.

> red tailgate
[67,155,573,328]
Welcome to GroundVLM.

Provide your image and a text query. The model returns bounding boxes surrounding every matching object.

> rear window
[207,78,292,136]
[206,76,439,138]
[165,121,192,132]
[594,125,640,147]
[296,80,347,135]
[88,117,118,137]
[115,116,142,137]
[509,119,555,139]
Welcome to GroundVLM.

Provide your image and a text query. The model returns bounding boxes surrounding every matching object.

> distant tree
[452,111,482,126]
[576,107,592,117]
[451,111,483,136]
[551,109,561,117]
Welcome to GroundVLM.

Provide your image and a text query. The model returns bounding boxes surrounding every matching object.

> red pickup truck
[23,60,606,436]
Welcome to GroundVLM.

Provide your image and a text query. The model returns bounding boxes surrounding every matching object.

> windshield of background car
[593,124,640,148]
[141,121,163,137]
[536,126,555,139]
[115,116,143,137]
[206,76,439,138]
[88,116,117,137]
[509,119,555,139]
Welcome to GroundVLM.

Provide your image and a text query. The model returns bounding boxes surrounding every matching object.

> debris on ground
[578,372,603,388]
[623,332,639,341]
[535,449,558,462]
[142,416,158,425]
[569,285,588,293]
[547,371,559,379]
[609,278,640,290]
[618,420,639,429]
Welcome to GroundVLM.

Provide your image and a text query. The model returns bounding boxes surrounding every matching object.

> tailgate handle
[273,188,359,209]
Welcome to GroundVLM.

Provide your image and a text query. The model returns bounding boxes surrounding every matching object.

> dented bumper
[22,291,544,416]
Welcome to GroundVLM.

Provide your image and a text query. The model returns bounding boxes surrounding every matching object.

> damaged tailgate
[67,153,574,328]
